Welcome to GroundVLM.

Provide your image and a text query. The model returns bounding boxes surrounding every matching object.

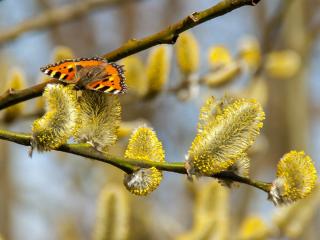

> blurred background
[0,0,319,239]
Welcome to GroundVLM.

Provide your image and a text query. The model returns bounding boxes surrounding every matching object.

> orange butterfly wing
[40,57,126,94]
[40,57,108,83]
[85,63,127,94]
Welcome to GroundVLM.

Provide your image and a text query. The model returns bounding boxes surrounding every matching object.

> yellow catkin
[124,126,165,195]
[93,185,129,240]
[32,84,79,152]
[74,91,121,152]
[238,36,261,71]
[187,98,264,175]
[176,31,200,75]
[176,181,229,240]
[208,45,233,69]
[52,45,75,62]
[273,151,317,204]
[265,50,301,79]
[146,45,171,96]
[120,55,147,97]
[238,216,270,240]
[3,68,26,123]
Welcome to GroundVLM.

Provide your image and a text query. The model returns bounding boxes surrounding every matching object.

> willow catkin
[208,45,232,69]
[124,126,165,195]
[265,50,301,79]
[146,45,171,96]
[74,91,121,152]
[120,55,147,97]
[187,98,264,175]
[176,31,200,75]
[269,151,317,205]
[31,84,79,152]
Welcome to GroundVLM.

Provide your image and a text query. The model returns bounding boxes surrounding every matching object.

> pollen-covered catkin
[32,84,79,152]
[93,185,129,240]
[176,31,200,75]
[3,68,26,123]
[124,126,165,195]
[269,151,317,205]
[187,98,264,176]
[74,91,121,152]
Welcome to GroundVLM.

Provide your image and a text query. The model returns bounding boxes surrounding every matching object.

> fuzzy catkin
[270,151,317,205]
[32,84,79,152]
[124,126,165,195]
[74,90,121,152]
[187,98,264,175]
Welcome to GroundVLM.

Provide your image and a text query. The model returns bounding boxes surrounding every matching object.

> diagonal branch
[0,0,143,45]
[103,0,261,60]
[0,0,262,111]
[0,128,271,193]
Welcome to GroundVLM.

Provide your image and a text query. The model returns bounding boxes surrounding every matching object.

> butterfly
[40,57,127,94]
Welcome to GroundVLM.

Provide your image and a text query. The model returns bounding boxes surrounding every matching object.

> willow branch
[0,128,271,193]
[102,0,261,60]
[0,0,141,45]
[0,0,261,111]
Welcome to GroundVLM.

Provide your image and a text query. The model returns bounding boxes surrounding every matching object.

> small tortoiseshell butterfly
[40,57,127,94]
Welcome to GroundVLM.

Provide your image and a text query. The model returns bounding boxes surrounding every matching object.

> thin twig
[0,128,271,192]
[0,0,262,110]
[0,0,142,45]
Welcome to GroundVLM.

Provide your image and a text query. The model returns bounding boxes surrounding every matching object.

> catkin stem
[0,128,271,193]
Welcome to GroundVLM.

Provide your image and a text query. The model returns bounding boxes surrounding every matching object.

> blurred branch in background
[0,129,272,193]
[0,0,143,45]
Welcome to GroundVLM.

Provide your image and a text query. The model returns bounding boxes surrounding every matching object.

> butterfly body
[40,57,126,94]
